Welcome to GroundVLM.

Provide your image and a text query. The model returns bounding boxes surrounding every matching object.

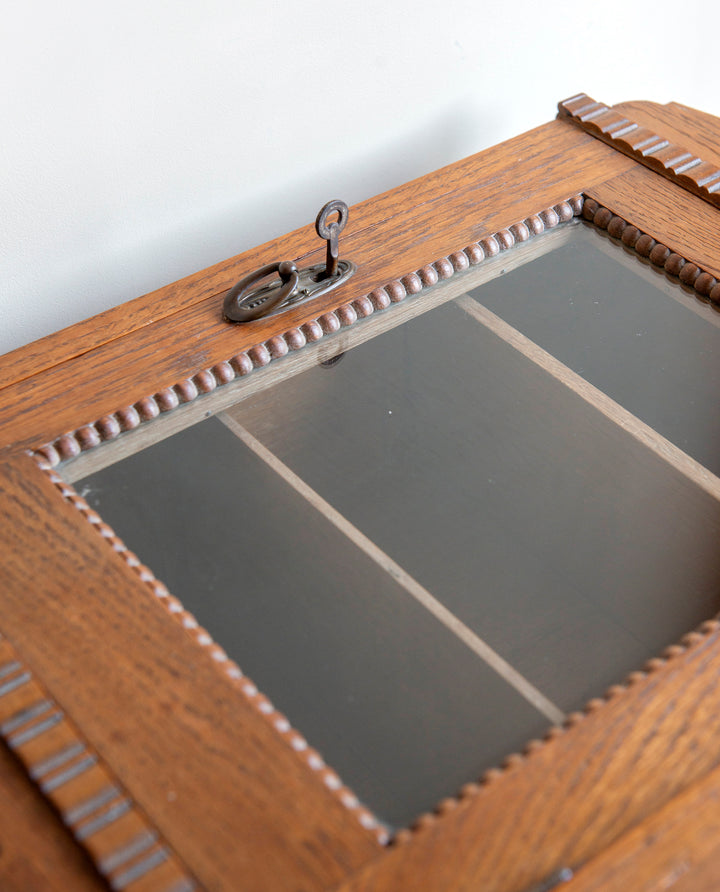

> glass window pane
[75,225,720,827]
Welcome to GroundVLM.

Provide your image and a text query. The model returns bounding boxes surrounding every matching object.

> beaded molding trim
[32,455,389,847]
[559,93,720,209]
[0,630,197,891]
[33,195,584,469]
[581,197,720,305]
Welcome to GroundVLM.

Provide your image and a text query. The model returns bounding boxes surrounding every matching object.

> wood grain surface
[565,759,720,891]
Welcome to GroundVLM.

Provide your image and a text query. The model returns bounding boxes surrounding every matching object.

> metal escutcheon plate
[223,259,356,323]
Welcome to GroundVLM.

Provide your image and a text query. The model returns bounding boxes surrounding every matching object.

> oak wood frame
[2,97,720,892]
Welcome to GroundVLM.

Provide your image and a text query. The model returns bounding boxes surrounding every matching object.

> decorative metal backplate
[223,200,356,322]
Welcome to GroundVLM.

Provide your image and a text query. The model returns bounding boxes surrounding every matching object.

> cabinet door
[2,97,720,892]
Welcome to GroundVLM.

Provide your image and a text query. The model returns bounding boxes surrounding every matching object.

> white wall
[2,1,719,357]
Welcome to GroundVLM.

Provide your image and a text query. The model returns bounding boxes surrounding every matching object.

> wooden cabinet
[2,95,720,891]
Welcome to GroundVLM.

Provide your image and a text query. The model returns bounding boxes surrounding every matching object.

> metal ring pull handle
[222,200,355,324]
[223,260,299,323]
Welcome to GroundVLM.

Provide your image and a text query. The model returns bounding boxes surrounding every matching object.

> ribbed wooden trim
[558,93,720,210]
[31,455,390,847]
[0,632,198,892]
[32,196,585,470]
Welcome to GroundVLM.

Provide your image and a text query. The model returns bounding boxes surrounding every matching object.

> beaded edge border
[32,196,583,467]
[27,195,584,847]
[581,198,720,301]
